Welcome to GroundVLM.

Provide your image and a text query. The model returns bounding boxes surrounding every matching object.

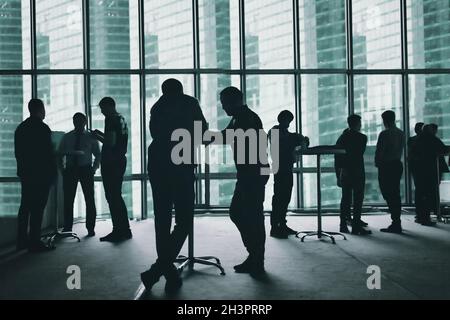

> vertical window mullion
[30,0,37,98]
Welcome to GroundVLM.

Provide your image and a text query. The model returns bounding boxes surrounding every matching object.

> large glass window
[2,0,450,218]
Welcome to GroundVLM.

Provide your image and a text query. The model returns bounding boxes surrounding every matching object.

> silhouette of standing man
[220,86,269,276]
[375,110,405,233]
[141,79,207,293]
[268,110,309,239]
[335,114,371,235]
[407,122,424,223]
[58,113,100,236]
[92,97,131,242]
[15,99,57,252]
[414,124,450,226]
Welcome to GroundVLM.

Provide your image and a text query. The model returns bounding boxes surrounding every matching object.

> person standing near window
[15,99,57,252]
[92,97,131,242]
[375,111,405,234]
[58,113,100,237]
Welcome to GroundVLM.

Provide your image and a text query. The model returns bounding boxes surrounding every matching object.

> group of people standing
[15,97,131,252]
[14,78,448,294]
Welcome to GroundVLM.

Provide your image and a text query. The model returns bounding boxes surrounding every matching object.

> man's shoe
[99,231,122,242]
[28,241,54,253]
[234,256,252,273]
[340,225,350,233]
[281,224,297,235]
[270,227,288,239]
[164,265,182,293]
[351,226,372,235]
[380,224,402,234]
[141,263,163,291]
[359,220,369,227]
[87,230,95,237]
[121,229,133,239]
[234,256,264,275]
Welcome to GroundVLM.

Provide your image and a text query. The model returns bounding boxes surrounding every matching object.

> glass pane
[299,0,347,69]
[91,75,142,175]
[303,173,341,208]
[407,0,450,68]
[301,74,348,168]
[144,0,193,68]
[352,0,402,69]
[0,183,21,216]
[409,74,450,144]
[37,75,84,131]
[353,75,405,203]
[0,0,31,69]
[36,0,83,69]
[0,76,31,178]
[200,74,240,173]
[210,179,235,206]
[245,0,294,69]
[75,180,141,221]
[89,0,139,69]
[199,0,239,69]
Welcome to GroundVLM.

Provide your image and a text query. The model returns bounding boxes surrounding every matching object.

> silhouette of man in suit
[414,124,450,226]
[220,86,269,276]
[375,110,405,234]
[408,122,424,223]
[141,79,207,293]
[268,110,309,239]
[15,99,57,252]
[92,97,131,242]
[58,113,100,236]
[335,114,371,235]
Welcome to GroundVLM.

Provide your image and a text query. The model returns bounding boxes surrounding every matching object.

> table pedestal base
[175,255,225,275]
[44,231,81,248]
[296,231,347,244]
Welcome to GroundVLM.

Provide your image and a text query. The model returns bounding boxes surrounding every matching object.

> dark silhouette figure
[92,97,131,242]
[375,111,405,234]
[141,79,207,293]
[15,99,57,252]
[268,110,309,239]
[414,124,450,226]
[58,113,100,236]
[334,114,371,235]
[407,122,424,223]
[220,86,269,276]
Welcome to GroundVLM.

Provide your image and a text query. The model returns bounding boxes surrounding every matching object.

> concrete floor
[0,213,449,300]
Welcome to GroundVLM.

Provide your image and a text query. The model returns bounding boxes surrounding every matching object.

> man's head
[28,99,45,120]
[414,122,424,135]
[99,97,116,116]
[347,114,362,131]
[424,123,438,136]
[162,78,184,96]
[381,110,396,128]
[73,113,87,132]
[220,86,244,116]
[277,110,294,129]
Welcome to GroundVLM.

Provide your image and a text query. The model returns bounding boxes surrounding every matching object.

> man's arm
[92,139,101,172]
[375,132,385,167]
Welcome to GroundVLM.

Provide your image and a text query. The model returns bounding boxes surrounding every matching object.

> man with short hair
[15,99,57,252]
[335,114,371,235]
[58,113,100,236]
[141,79,207,293]
[269,110,309,238]
[92,97,131,242]
[220,86,269,276]
[375,110,405,233]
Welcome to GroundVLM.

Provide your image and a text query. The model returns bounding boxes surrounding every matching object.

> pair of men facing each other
[141,80,270,293]
[409,122,450,226]
[15,97,131,253]
[335,111,406,235]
